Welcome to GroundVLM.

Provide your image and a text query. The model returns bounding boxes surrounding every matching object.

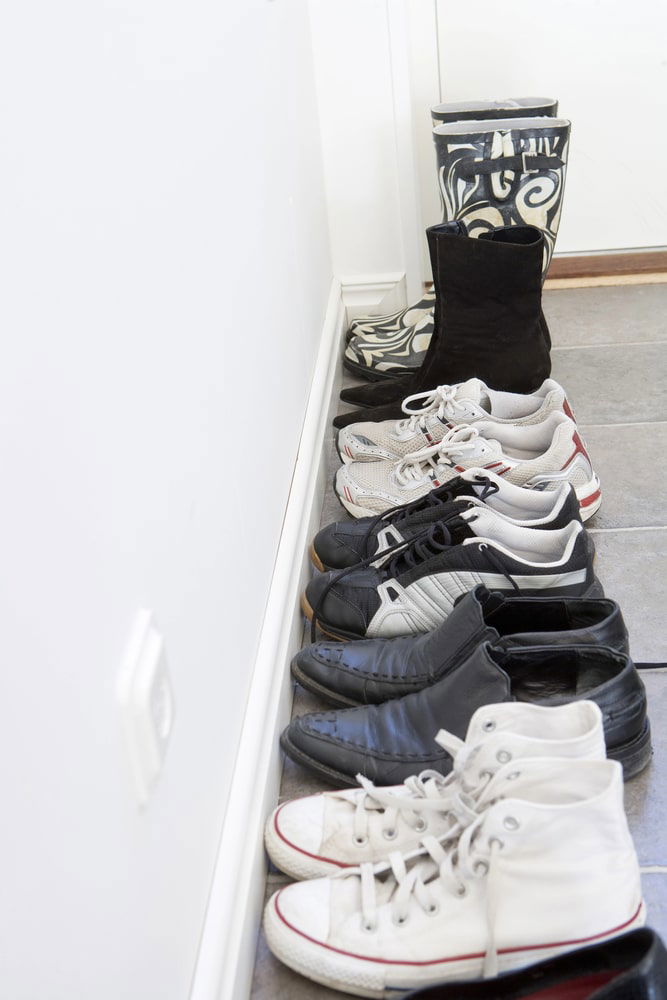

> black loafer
[403,927,667,999]
[292,585,629,706]
[281,645,650,786]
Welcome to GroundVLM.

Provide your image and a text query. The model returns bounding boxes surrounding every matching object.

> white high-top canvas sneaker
[265,758,644,998]
[265,701,605,880]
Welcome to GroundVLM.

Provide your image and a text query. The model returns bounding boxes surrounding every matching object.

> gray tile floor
[251,283,667,998]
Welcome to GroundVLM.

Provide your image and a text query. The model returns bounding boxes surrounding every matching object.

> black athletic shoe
[302,507,600,642]
[281,645,651,786]
[312,469,581,571]
[292,585,629,707]
[403,927,667,999]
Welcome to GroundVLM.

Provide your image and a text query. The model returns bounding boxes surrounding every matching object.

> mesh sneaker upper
[338,379,566,463]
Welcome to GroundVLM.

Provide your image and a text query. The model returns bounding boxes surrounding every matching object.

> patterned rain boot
[341,114,570,413]
[343,97,558,354]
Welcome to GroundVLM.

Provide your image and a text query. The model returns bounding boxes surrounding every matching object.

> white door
[409,0,667,275]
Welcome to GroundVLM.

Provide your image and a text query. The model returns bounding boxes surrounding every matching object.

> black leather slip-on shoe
[282,645,650,787]
[292,585,629,707]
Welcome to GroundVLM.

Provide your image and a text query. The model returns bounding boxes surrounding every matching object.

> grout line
[580,420,667,429]
[552,339,666,350]
[588,526,667,533]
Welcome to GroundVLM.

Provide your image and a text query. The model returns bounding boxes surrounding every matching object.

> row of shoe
[343,96,569,384]
[260,95,664,996]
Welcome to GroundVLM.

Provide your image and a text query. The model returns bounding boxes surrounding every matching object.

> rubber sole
[576,473,603,522]
[264,802,347,881]
[265,894,646,999]
[308,542,325,573]
[300,592,359,642]
[342,355,411,383]
[291,660,360,707]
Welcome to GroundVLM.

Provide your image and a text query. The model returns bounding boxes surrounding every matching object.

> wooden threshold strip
[548,249,667,280]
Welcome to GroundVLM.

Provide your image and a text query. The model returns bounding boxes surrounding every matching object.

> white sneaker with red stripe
[264,757,644,997]
[265,701,605,881]
[337,378,572,464]
[335,412,601,520]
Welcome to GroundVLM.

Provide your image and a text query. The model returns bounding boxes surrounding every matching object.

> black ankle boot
[335,222,551,429]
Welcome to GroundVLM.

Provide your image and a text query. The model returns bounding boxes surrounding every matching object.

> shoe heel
[608,719,653,779]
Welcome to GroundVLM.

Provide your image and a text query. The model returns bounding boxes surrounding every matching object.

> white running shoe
[265,701,604,881]
[265,757,644,997]
[337,378,572,464]
[335,412,601,521]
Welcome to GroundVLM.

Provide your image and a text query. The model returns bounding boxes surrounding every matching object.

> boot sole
[264,893,647,999]
[608,718,653,779]
[342,355,412,382]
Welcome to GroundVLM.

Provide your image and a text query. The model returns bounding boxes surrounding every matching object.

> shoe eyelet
[478,542,488,552]
[414,818,427,833]
[353,835,368,847]
[456,883,467,897]
[496,749,512,763]
[393,913,409,927]
[426,901,440,916]
[489,836,505,850]
[478,769,493,782]
[503,816,520,831]
[482,720,496,733]
[362,919,376,932]
[383,828,398,841]
[507,770,521,781]
[474,860,489,876]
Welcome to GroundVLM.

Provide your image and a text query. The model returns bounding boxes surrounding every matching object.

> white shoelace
[336,731,492,847]
[357,812,503,978]
[393,424,483,486]
[397,385,471,434]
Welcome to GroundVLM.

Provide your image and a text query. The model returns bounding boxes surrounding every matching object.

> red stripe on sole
[580,488,602,508]
[273,894,643,967]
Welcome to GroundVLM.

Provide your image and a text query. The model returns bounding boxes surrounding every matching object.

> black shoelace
[359,474,500,559]
[309,509,519,642]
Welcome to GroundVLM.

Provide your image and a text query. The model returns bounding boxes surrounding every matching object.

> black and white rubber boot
[343,97,558,353]
[342,115,570,402]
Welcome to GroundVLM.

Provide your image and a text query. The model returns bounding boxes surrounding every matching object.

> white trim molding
[339,270,407,322]
[189,278,346,1000]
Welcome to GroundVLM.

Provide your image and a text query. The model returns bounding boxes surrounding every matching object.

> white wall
[0,2,331,998]
[308,0,424,306]
[434,0,667,254]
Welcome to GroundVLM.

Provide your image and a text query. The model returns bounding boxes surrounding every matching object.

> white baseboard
[189,278,346,1000]
[339,271,407,322]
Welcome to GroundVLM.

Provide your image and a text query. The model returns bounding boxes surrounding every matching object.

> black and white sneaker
[311,468,581,571]
[301,508,600,641]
